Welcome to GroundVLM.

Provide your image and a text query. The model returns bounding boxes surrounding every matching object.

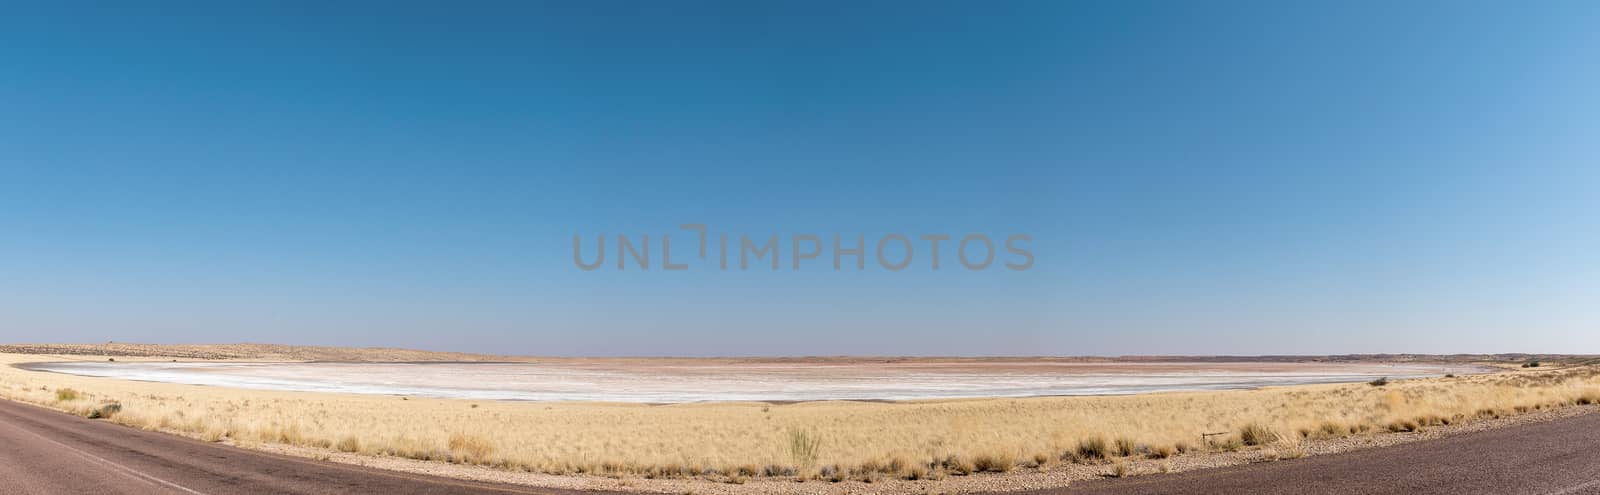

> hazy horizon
[4,342,1583,360]
[4,2,1598,356]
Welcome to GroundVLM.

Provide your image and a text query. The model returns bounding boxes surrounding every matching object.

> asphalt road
[4,396,1599,495]
[0,398,613,495]
[1020,408,1600,495]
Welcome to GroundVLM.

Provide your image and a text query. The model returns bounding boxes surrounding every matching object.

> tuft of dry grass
[822,465,846,483]
[971,452,1014,473]
[1030,452,1050,468]
[786,428,823,470]
[1109,460,1131,478]
[941,455,975,476]
[447,432,496,464]
[1239,423,1279,446]
[1112,436,1140,457]
[55,388,81,402]
[1577,391,1600,406]
[903,464,929,480]
[87,402,121,419]
[1219,436,1246,451]
[1147,444,1176,459]
[1074,437,1109,462]
[336,436,361,453]
[1279,445,1306,459]
[1311,421,1350,439]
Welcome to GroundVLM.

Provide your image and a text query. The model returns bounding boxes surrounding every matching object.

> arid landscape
[19,358,1473,402]
[8,4,1598,494]
[4,344,1599,494]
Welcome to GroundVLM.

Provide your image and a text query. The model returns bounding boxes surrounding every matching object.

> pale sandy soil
[2,345,1597,494]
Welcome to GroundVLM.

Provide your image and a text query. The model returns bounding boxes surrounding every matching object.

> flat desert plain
[2,344,1598,494]
[20,359,1469,402]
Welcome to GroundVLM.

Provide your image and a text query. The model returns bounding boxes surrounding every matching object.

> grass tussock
[447,432,496,464]
[1238,423,1279,446]
[903,464,929,480]
[1146,444,1176,459]
[971,452,1015,473]
[786,428,823,469]
[1074,436,1109,462]
[87,402,121,419]
[1112,436,1140,457]
[940,455,975,476]
[335,436,361,453]
[1029,452,1050,468]
[1319,421,1348,435]
[1109,460,1131,478]
[4,352,1600,482]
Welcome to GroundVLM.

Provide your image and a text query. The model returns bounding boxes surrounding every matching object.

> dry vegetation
[5,352,1600,486]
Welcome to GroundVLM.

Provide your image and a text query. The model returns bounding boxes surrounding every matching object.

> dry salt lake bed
[20,360,1480,403]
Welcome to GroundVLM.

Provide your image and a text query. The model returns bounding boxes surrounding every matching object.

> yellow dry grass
[3,353,1598,482]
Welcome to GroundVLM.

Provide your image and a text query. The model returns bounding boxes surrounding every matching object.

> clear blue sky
[3,2,1597,356]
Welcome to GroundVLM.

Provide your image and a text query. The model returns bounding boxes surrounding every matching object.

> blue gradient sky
[3,2,1597,356]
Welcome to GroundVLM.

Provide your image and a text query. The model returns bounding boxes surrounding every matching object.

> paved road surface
[1014,408,1600,495]
[0,398,613,495]
[4,396,1599,494]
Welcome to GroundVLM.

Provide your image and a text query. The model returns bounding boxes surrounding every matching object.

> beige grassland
[3,352,1599,487]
